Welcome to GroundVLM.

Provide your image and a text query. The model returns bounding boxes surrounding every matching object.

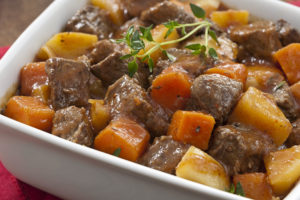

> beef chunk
[52,106,93,147]
[230,21,282,59]
[153,48,208,80]
[91,51,149,88]
[187,74,243,124]
[286,119,300,147]
[208,125,276,176]
[141,1,196,27]
[86,39,121,65]
[121,0,164,17]
[276,19,300,46]
[138,136,190,174]
[114,17,145,39]
[272,81,299,121]
[46,58,90,110]
[105,75,170,137]
[65,5,114,39]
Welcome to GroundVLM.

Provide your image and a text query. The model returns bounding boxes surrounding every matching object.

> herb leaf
[113,148,121,157]
[273,81,285,92]
[131,30,145,50]
[185,43,202,50]
[162,50,176,62]
[148,57,154,73]
[190,3,206,19]
[120,54,132,60]
[128,60,138,77]
[235,182,245,197]
[140,25,154,42]
[208,30,219,44]
[208,48,218,59]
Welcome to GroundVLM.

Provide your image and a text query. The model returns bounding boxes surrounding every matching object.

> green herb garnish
[116,3,219,77]
[273,81,285,92]
[227,182,245,197]
[113,148,121,157]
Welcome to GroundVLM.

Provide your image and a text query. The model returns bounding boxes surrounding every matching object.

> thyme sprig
[116,3,219,76]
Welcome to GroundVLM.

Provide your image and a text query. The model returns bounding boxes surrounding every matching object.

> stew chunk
[187,74,243,124]
[230,21,282,59]
[138,136,190,174]
[52,106,93,147]
[286,119,300,147]
[105,75,170,137]
[208,125,276,176]
[65,5,114,39]
[46,58,90,110]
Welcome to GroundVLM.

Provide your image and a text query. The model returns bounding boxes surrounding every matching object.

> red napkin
[290,0,300,6]
[0,46,60,200]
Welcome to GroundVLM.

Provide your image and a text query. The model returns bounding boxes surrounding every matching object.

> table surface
[0,0,53,46]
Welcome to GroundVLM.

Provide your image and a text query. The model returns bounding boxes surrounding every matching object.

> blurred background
[0,0,53,46]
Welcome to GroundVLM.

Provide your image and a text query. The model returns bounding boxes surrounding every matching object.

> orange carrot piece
[205,63,248,85]
[151,67,192,111]
[4,96,54,132]
[290,81,300,106]
[273,43,300,84]
[94,118,150,162]
[168,110,215,150]
[233,173,273,200]
[20,62,48,96]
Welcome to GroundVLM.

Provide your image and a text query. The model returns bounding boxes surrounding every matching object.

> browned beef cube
[91,51,149,88]
[46,58,90,110]
[86,39,120,65]
[114,17,145,39]
[230,21,282,59]
[208,125,276,176]
[187,74,243,124]
[105,75,170,137]
[272,82,299,121]
[286,119,300,147]
[52,106,93,147]
[138,136,190,174]
[140,1,196,27]
[65,5,114,40]
[276,19,300,46]
[121,0,164,17]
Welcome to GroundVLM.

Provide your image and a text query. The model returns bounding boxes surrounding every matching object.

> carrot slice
[233,173,273,200]
[290,81,300,106]
[20,62,48,96]
[151,66,192,111]
[205,63,248,85]
[94,118,150,162]
[5,96,54,132]
[273,43,300,84]
[168,110,215,150]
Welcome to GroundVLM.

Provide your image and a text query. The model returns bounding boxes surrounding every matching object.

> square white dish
[0,0,299,199]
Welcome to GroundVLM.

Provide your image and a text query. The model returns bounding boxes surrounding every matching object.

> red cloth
[0,2,299,198]
[0,46,60,200]
[290,0,300,6]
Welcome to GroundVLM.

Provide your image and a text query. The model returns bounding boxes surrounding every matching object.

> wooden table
[0,0,53,46]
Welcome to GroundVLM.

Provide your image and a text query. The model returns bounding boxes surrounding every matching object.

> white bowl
[0,0,299,199]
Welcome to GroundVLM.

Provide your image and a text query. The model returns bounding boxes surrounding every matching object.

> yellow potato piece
[176,146,230,190]
[171,0,220,17]
[91,0,124,26]
[37,32,98,60]
[138,24,179,63]
[228,87,292,146]
[88,99,110,134]
[264,145,300,196]
[211,10,249,29]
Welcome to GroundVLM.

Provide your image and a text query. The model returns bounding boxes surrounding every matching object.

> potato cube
[211,10,249,29]
[264,145,300,196]
[138,24,179,63]
[176,146,230,190]
[228,87,292,146]
[91,0,125,26]
[88,99,110,133]
[37,32,98,60]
